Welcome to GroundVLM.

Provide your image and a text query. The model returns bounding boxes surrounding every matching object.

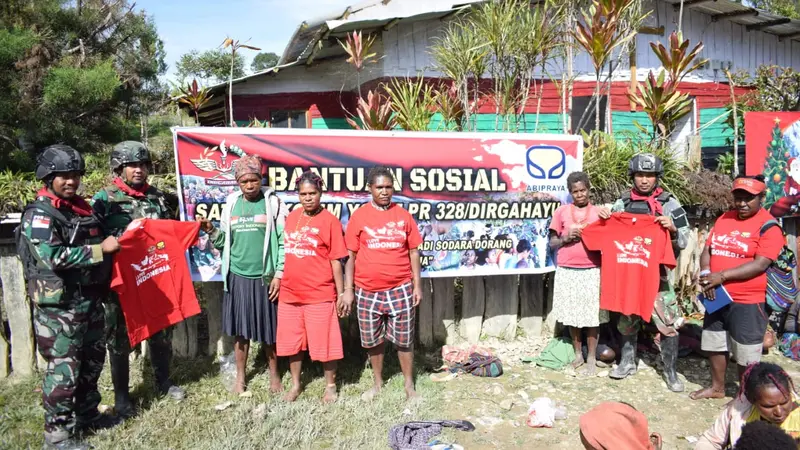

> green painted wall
[699,108,739,148]
[611,112,651,140]
[311,113,565,133]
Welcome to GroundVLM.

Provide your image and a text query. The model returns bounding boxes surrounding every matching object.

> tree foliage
[176,49,245,85]
[742,0,800,18]
[0,0,167,171]
[250,51,279,72]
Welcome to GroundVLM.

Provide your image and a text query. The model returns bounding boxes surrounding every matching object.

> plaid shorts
[356,282,415,348]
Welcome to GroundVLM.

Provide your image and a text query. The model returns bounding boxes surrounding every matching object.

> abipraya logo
[479,140,578,203]
[131,240,170,286]
[614,236,652,267]
[189,140,249,186]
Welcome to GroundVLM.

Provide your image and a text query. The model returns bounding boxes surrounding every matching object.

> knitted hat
[235,154,263,181]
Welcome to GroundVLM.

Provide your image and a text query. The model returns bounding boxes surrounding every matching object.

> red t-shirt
[582,213,676,321]
[281,209,348,304]
[111,219,201,347]
[707,209,784,304]
[345,203,423,291]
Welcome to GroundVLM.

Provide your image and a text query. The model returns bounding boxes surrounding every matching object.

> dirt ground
[431,337,800,450]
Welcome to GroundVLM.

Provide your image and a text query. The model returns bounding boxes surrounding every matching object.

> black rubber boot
[109,353,136,418]
[660,334,685,393]
[77,413,122,436]
[150,342,185,400]
[609,334,638,380]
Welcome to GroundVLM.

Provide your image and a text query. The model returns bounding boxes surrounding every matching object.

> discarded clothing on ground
[530,337,575,370]
[388,420,475,450]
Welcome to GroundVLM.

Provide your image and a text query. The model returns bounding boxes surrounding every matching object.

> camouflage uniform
[19,145,112,448]
[607,154,689,393]
[91,141,183,414]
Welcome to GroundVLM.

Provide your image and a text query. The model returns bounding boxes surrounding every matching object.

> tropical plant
[433,83,467,131]
[177,79,213,123]
[716,152,735,175]
[346,90,396,131]
[430,19,487,131]
[627,32,707,143]
[0,170,38,215]
[385,77,436,131]
[338,30,377,99]
[221,37,261,127]
[574,0,639,135]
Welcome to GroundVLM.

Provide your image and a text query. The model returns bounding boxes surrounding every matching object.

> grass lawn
[0,345,449,450]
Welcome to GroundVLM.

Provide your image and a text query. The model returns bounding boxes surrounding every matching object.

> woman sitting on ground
[695,362,800,449]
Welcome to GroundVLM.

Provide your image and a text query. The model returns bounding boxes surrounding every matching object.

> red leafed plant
[178,79,212,123]
[346,90,396,131]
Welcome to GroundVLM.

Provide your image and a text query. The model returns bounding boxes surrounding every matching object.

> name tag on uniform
[32,215,51,228]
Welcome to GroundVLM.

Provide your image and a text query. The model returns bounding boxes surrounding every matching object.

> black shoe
[42,437,91,450]
[78,413,123,435]
[151,342,185,400]
[609,334,638,380]
[660,334,685,393]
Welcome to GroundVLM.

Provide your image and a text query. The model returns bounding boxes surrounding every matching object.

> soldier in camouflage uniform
[19,145,122,450]
[600,154,690,393]
[92,141,186,418]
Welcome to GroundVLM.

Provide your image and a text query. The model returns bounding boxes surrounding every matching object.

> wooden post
[172,321,189,357]
[186,315,199,358]
[519,274,545,337]
[482,275,519,340]
[544,272,558,336]
[0,299,8,377]
[0,247,36,376]
[460,276,485,343]
[417,279,434,347]
[200,282,231,358]
[432,278,456,345]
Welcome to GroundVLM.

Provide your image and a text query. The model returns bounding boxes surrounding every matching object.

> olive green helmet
[110,141,151,171]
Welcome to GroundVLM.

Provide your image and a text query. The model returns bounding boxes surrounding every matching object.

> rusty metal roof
[661,0,800,42]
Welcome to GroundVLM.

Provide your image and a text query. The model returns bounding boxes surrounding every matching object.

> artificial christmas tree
[763,119,789,211]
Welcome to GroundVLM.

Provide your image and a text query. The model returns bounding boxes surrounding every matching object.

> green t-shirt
[229,196,267,278]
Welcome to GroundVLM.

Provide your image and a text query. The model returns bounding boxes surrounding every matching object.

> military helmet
[628,153,664,177]
[110,141,151,171]
[35,144,86,180]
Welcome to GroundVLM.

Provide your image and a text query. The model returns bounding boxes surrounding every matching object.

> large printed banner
[172,128,583,281]
[745,112,800,217]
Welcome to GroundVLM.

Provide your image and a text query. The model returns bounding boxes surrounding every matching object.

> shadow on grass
[129,355,218,412]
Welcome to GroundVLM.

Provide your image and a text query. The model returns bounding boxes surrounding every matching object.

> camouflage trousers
[617,286,680,337]
[33,293,105,438]
[104,291,172,357]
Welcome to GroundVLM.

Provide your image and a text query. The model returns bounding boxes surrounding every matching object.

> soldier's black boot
[150,342,185,400]
[109,352,136,418]
[609,334,638,379]
[42,437,90,450]
[660,334,685,393]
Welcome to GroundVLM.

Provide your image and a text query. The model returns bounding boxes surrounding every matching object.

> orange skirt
[276,301,343,362]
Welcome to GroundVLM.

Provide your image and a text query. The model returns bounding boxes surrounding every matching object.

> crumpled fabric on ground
[441,344,494,367]
[388,420,475,450]
[530,337,575,370]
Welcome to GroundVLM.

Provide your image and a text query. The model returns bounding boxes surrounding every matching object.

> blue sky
[135,0,353,80]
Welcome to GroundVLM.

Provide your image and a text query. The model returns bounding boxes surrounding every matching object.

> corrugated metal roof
[662,0,800,41]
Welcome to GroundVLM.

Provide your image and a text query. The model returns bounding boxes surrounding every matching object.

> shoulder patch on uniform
[31,215,51,228]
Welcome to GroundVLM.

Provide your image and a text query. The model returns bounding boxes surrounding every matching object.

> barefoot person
[691,176,784,401]
[598,153,690,392]
[277,171,347,403]
[343,166,423,401]
[696,362,800,449]
[198,154,287,394]
[549,171,609,375]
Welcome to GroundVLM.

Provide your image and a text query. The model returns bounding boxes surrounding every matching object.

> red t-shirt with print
[345,203,423,291]
[581,213,676,321]
[111,219,201,347]
[280,208,348,304]
[707,209,784,304]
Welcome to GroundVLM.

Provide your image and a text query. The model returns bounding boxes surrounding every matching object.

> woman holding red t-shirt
[549,172,610,375]
[277,171,348,404]
[691,175,785,401]
[343,166,423,401]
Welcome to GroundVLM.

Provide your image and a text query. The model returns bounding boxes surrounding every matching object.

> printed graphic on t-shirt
[132,240,170,286]
[231,214,268,232]
[285,226,320,258]
[614,236,653,267]
[364,221,407,249]
[710,231,750,258]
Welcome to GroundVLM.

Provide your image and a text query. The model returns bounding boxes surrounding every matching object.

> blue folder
[699,285,733,314]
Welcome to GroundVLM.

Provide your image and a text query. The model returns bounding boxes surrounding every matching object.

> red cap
[732,177,766,195]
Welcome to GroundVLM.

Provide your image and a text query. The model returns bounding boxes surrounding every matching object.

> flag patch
[32,215,51,228]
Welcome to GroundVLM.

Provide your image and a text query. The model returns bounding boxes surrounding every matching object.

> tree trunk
[595,74,601,134]
[229,50,235,127]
